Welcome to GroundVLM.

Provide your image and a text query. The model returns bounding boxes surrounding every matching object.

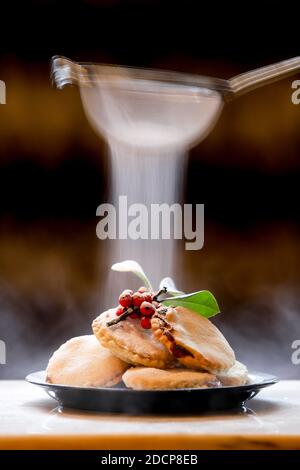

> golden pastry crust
[46,335,129,387]
[217,361,249,386]
[92,308,175,368]
[151,306,235,372]
[122,367,219,390]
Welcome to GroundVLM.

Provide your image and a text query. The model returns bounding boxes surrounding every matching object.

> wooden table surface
[0,380,300,449]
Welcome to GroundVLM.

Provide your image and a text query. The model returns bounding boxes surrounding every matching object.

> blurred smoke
[217,285,300,379]
[0,282,99,379]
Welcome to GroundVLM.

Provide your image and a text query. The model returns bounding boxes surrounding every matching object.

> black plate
[26,371,278,414]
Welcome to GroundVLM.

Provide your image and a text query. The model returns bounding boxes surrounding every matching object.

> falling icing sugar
[80,74,222,305]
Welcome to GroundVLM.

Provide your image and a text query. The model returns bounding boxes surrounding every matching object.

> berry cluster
[116,286,161,329]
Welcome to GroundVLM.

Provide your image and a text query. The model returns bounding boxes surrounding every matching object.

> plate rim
[26,370,279,393]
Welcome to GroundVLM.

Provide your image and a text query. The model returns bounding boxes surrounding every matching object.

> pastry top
[92,308,175,368]
[122,367,219,390]
[151,306,235,372]
[46,335,128,387]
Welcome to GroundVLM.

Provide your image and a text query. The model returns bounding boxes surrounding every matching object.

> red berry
[132,292,144,307]
[140,317,151,329]
[130,312,139,319]
[152,301,160,308]
[140,301,155,317]
[119,289,133,308]
[116,306,125,316]
[142,292,153,303]
[138,286,149,293]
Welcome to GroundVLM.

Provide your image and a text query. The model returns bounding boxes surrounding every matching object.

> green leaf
[159,277,185,296]
[162,290,220,318]
[111,260,153,290]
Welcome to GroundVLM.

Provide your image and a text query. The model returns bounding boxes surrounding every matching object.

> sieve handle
[228,56,300,97]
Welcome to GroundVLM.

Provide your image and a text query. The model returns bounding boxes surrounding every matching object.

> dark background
[0,0,299,378]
